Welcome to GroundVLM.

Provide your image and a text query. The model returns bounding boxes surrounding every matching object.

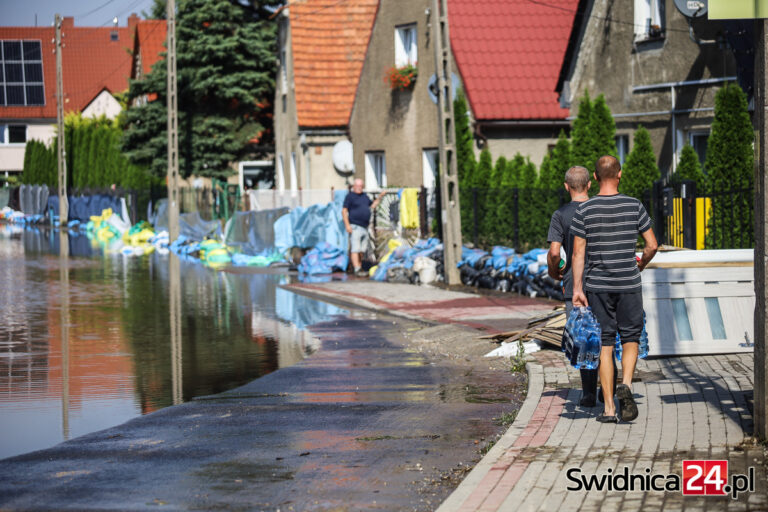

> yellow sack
[399,188,419,229]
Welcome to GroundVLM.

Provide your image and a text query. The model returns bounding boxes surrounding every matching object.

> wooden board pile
[480,307,566,348]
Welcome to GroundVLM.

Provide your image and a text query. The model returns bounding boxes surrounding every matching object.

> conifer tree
[455,88,477,240]
[481,155,506,244]
[704,83,754,248]
[122,0,280,179]
[620,125,659,201]
[570,91,593,172]
[670,144,705,189]
[571,91,617,195]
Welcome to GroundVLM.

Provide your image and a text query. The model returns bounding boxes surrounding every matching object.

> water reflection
[0,227,346,459]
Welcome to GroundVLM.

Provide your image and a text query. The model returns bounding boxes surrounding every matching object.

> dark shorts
[586,291,643,347]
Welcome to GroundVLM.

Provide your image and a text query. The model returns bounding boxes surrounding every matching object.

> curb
[435,362,545,512]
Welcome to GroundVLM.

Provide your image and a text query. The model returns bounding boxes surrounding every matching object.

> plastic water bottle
[576,307,600,370]
[614,311,648,361]
[638,312,649,359]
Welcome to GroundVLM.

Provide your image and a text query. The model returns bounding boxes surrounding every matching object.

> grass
[509,339,527,373]
[494,410,518,427]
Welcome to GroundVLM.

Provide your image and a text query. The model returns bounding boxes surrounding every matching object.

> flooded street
[0,225,527,511]
[0,226,345,459]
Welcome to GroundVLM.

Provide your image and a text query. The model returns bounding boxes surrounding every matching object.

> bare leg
[350,252,362,270]
[619,342,638,388]
[599,345,616,416]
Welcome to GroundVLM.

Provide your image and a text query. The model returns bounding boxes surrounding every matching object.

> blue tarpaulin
[47,194,123,222]
[274,191,348,253]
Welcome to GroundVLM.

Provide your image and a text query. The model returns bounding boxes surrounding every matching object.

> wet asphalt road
[0,311,526,511]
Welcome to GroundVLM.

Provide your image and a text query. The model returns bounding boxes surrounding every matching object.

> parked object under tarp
[274,191,348,254]
[225,208,289,255]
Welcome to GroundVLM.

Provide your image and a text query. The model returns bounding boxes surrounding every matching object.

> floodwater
[0,225,346,460]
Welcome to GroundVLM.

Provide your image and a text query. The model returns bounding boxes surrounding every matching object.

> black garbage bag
[477,274,498,289]
[475,254,491,270]
[460,264,480,286]
[387,266,412,284]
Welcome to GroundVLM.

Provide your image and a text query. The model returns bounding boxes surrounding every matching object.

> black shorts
[586,291,643,347]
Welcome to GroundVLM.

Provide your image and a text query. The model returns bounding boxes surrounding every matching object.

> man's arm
[342,208,352,233]
[547,242,563,280]
[637,228,658,272]
[571,235,588,307]
[370,191,387,210]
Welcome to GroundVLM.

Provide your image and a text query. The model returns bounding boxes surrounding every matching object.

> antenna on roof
[113,16,119,27]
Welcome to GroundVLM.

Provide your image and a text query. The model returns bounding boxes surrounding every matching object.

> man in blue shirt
[342,178,386,276]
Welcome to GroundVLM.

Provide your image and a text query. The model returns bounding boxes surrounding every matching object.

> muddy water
[0,226,346,459]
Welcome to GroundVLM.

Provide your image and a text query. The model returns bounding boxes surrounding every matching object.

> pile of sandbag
[457,245,564,300]
[369,238,443,284]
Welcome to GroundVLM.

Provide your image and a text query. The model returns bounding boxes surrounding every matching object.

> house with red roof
[276,0,580,192]
[556,0,741,176]
[273,0,379,192]
[0,15,143,176]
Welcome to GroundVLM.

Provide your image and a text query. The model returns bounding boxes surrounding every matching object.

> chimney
[62,17,74,28]
[128,13,139,30]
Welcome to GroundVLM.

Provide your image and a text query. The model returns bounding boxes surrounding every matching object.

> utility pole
[431,0,463,285]
[166,0,180,241]
[55,14,67,226]
[755,17,767,441]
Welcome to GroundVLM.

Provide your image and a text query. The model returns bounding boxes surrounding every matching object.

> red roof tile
[134,20,166,78]
[0,16,139,119]
[448,0,578,121]
[290,0,378,128]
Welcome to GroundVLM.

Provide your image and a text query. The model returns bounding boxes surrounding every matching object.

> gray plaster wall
[274,13,349,191]
[564,0,737,177]
[349,0,439,188]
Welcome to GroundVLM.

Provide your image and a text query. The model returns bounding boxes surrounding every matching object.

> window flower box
[385,64,418,91]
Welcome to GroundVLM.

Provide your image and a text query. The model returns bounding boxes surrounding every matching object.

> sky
[0,0,156,27]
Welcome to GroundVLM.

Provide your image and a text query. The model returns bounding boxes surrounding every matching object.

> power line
[76,0,121,20]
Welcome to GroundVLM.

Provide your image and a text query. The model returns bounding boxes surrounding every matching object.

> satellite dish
[332,140,354,174]
[674,0,707,18]
[428,73,461,104]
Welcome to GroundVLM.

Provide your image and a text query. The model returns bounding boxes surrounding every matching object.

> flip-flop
[596,414,618,423]
[616,384,638,422]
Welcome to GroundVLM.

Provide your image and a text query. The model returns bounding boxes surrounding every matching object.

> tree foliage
[22,113,151,189]
[571,91,617,195]
[704,83,754,248]
[620,125,659,201]
[670,144,705,189]
[455,88,477,240]
[122,0,279,179]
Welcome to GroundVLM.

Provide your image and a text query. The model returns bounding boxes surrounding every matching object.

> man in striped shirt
[571,155,658,423]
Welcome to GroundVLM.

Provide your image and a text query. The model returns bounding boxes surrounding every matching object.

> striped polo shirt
[570,194,652,293]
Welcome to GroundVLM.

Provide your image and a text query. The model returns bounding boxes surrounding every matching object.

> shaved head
[595,155,621,181]
[565,166,589,192]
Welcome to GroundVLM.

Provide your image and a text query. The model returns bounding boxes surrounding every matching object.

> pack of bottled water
[566,306,601,370]
[614,311,649,361]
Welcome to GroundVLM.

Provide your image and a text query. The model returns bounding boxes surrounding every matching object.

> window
[0,124,26,145]
[616,134,630,165]
[633,0,664,42]
[365,151,386,189]
[395,24,417,67]
[689,131,709,168]
[422,149,438,189]
[1,40,45,106]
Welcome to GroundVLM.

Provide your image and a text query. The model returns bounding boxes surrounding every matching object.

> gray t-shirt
[547,200,585,299]
[570,194,652,293]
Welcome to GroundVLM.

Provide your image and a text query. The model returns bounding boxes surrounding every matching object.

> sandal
[616,384,638,422]
[596,414,618,423]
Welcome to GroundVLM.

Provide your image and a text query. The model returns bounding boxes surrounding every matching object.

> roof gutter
[475,119,571,127]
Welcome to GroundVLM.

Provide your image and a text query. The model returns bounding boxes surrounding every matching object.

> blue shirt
[343,192,373,228]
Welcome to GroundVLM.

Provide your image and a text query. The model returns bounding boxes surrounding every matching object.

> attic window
[110,31,118,41]
[1,40,45,106]
[395,24,417,68]
[634,0,664,42]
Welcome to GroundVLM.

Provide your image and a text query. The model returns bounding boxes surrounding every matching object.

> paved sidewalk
[438,351,766,512]
[289,279,557,333]
[288,280,767,512]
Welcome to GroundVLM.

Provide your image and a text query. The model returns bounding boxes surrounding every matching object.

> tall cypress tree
[670,144,705,189]
[455,88,477,240]
[570,91,593,172]
[122,0,280,179]
[620,125,659,201]
[482,155,506,244]
[704,83,754,248]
